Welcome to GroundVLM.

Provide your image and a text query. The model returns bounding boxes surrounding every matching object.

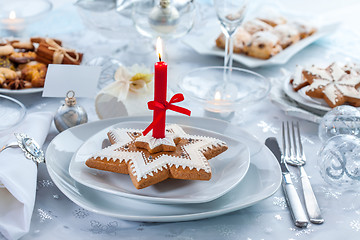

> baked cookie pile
[216,13,316,59]
[0,37,82,90]
[290,62,360,108]
[86,124,228,189]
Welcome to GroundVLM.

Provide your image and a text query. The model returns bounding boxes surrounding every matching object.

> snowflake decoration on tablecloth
[320,186,342,199]
[37,179,54,188]
[89,220,119,235]
[215,224,235,237]
[350,220,360,232]
[73,208,90,219]
[273,196,287,209]
[37,209,56,223]
[289,224,314,236]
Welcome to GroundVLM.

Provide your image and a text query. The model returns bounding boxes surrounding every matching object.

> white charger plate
[69,122,250,204]
[269,77,323,123]
[183,22,339,68]
[46,116,281,222]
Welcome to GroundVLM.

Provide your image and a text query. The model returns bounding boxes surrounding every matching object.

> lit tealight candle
[205,90,235,114]
[2,10,25,36]
[214,91,221,101]
[9,10,16,20]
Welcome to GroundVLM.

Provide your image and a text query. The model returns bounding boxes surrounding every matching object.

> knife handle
[282,174,308,228]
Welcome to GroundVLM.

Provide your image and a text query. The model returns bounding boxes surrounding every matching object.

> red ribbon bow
[142,93,191,136]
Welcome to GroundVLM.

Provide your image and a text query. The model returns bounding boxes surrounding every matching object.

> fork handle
[299,166,324,224]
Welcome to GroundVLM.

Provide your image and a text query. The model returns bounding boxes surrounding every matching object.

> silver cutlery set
[265,121,324,228]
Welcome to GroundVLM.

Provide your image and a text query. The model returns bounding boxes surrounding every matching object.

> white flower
[100,64,153,101]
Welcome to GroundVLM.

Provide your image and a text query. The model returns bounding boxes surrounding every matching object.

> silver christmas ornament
[149,0,180,34]
[54,90,88,132]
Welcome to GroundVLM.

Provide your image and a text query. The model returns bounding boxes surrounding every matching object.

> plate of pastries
[0,37,83,94]
[285,62,360,112]
[183,9,339,68]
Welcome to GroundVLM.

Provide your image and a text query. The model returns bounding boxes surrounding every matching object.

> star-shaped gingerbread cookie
[85,124,228,189]
[305,63,360,108]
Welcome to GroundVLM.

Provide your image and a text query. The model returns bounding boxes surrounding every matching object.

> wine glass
[213,0,248,102]
[214,0,248,69]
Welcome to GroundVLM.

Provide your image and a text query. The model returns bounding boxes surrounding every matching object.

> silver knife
[265,137,308,228]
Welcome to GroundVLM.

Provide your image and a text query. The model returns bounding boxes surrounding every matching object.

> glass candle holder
[0,0,52,37]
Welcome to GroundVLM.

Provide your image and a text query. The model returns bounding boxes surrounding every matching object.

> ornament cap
[65,90,76,106]
[160,0,170,8]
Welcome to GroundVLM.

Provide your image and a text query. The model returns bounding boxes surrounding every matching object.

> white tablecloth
[1,0,360,239]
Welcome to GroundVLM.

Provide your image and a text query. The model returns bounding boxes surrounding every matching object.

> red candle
[153,37,167,138]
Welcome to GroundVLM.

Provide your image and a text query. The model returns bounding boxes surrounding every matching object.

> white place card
[42,64,102,98]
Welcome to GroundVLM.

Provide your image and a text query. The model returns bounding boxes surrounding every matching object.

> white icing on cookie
[344,63,360,75]
[90,124,227,182]
[291,65,304,89]
[329,62,346,81]
[323,83,339,104]
[305,66,332,80]
[306,64,360,105]
[307,79,330,92]
[135,133,177,150]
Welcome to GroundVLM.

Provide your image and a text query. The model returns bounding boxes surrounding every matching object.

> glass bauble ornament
[54,90,88,132]
[318,134,360,189]
[318,105,360,143]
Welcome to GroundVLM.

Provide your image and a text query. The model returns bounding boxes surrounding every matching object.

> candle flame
[9,11,16,19]
[156,37,163,62]
[214,91,221,100]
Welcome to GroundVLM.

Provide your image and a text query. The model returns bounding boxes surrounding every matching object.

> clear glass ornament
[149,0,180,34]
[318,134,360,189]
[318,105,360,143]
[54,90,88,132]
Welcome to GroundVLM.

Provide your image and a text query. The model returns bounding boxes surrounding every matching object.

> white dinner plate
[46,116,281,222]
[183,21,339,68]
[269,77,323,123]
[69,122,250,204]
[0,87,43,94]
[283,79,331,113]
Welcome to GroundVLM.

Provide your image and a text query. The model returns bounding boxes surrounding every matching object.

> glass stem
[226,32,234,70]
[222,29,235,89]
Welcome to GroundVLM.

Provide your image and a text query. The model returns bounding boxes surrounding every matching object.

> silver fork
[283,121,324,224]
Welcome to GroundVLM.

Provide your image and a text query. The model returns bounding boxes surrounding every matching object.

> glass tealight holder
[178,66,270,117]
[0,0,52,37]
